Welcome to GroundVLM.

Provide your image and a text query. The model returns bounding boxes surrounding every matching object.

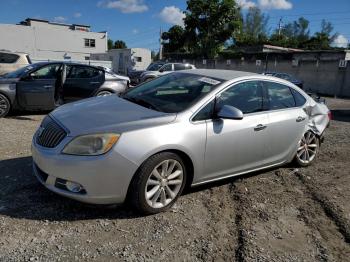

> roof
[181,69,258,81]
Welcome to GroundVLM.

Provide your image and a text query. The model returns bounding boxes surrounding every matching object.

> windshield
[147,63,163,71]
[3,64,38,78]
[122,72,223,113]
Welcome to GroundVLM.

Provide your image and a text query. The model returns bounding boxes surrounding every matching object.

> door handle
[254,124,267,131]
[90,81,100,84]
[43,85,53,89]
[296,116,306,122]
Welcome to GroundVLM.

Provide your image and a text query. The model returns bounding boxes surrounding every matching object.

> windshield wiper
[123,96,161,111]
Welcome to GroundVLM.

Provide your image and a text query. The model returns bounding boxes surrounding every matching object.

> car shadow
[0,156,140,221]
[5,110,50,120]
[0,156,294,221]
[331,109,350,123]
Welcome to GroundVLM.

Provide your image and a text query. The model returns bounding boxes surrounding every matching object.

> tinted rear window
[0,53,19,63]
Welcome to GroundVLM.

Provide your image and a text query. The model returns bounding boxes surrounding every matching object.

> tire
[96,90,113,97]
[294,131,320,167]
[129,152,187,215]
[0,93,10,118]
[144,77,155,83]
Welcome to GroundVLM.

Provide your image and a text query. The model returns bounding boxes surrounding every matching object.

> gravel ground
[0,98,349,261]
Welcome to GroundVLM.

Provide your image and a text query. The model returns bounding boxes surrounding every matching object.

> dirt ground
[0,98,349,262]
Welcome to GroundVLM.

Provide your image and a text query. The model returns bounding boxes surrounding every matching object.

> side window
[0,53,19,64]
[68,66,101,79]
[160,64,172,72]
[193,100,214,121]
[174,64,186,71]
[265,82,296,110]
[31,64,61,80]
[217,81,263,114]
[185,65,193,69]
[290,88,306,107]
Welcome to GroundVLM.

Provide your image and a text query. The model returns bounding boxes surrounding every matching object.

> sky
[0,0,349,51]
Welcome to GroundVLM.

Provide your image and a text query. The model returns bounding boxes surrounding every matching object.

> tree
[107,39,114,50]
[184,0,241,58]
[235,7,269,46]
[114,40,127,49]
[303,19,337,50]
[269,17,310,48]
[162,25,187,54]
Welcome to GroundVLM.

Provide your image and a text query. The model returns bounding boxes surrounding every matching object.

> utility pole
[159,27,163,60]
[278,18,283,36]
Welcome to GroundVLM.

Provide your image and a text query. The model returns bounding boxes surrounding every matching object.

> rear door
[17,63,61,109]
[263,81,308,164]
[63,65,104,102]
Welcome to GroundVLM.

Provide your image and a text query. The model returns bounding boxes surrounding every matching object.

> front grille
[36,116,67,148]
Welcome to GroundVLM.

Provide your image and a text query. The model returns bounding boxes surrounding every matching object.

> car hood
[50,95,176,136]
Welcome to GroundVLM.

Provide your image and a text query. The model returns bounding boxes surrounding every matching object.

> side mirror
[217,105,243,120]
[159,68,164,73]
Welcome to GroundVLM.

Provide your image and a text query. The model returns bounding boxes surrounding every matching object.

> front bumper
[31,136,139,205]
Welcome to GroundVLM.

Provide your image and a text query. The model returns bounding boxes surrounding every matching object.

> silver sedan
[31,69,330,214]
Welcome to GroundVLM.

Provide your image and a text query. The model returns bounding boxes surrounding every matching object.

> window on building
[134,56,142,62]
[84,39,96,48]
[85,56,90,60]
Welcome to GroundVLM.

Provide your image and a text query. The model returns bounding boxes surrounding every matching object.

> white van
[0,51,31,76]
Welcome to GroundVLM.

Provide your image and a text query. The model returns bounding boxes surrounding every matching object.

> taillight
[328,111,332,121]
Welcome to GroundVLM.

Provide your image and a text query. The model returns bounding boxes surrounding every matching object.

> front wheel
[0,93,10,118]
[96,90,113,97]
[129,152,187,215]
[294,131,319,167]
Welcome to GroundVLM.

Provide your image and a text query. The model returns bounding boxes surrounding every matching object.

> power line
[269,10,350,19]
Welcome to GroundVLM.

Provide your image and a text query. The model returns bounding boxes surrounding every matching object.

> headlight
[62,133,120,156]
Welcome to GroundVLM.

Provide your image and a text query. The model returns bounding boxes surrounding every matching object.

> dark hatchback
[263,72,304,89]
[0,62,128,117]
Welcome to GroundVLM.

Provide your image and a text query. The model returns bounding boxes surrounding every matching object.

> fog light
[66,181,84,193]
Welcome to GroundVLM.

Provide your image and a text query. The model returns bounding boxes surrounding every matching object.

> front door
[202,80,269,182]
[17,63,61,109]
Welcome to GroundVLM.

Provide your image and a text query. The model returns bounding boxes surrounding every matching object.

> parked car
[0,51,31,76]
[128,61,165,85]
[0,62,128,118]
[97,66,130,87]
[263,72,304,89]
[31,69,330,214]
[140,63,196,83]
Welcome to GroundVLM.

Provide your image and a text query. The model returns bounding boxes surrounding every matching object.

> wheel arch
[126,148,195,200]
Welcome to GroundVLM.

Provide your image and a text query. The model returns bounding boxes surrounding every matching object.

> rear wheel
[129,152,187,215]
[295,131,319,166]
[0,93,10,118]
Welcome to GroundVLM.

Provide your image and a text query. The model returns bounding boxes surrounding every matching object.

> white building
[0,18,108,61]
[91,48,151,75]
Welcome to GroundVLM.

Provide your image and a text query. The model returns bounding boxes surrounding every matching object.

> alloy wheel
[0,94,9,117]
[296,131,318,165]
[145,159,184,209]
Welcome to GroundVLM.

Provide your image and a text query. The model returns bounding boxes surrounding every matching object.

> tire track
[295,170,350,243]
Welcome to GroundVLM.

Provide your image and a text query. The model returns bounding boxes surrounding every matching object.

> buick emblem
[37,127,45,137]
